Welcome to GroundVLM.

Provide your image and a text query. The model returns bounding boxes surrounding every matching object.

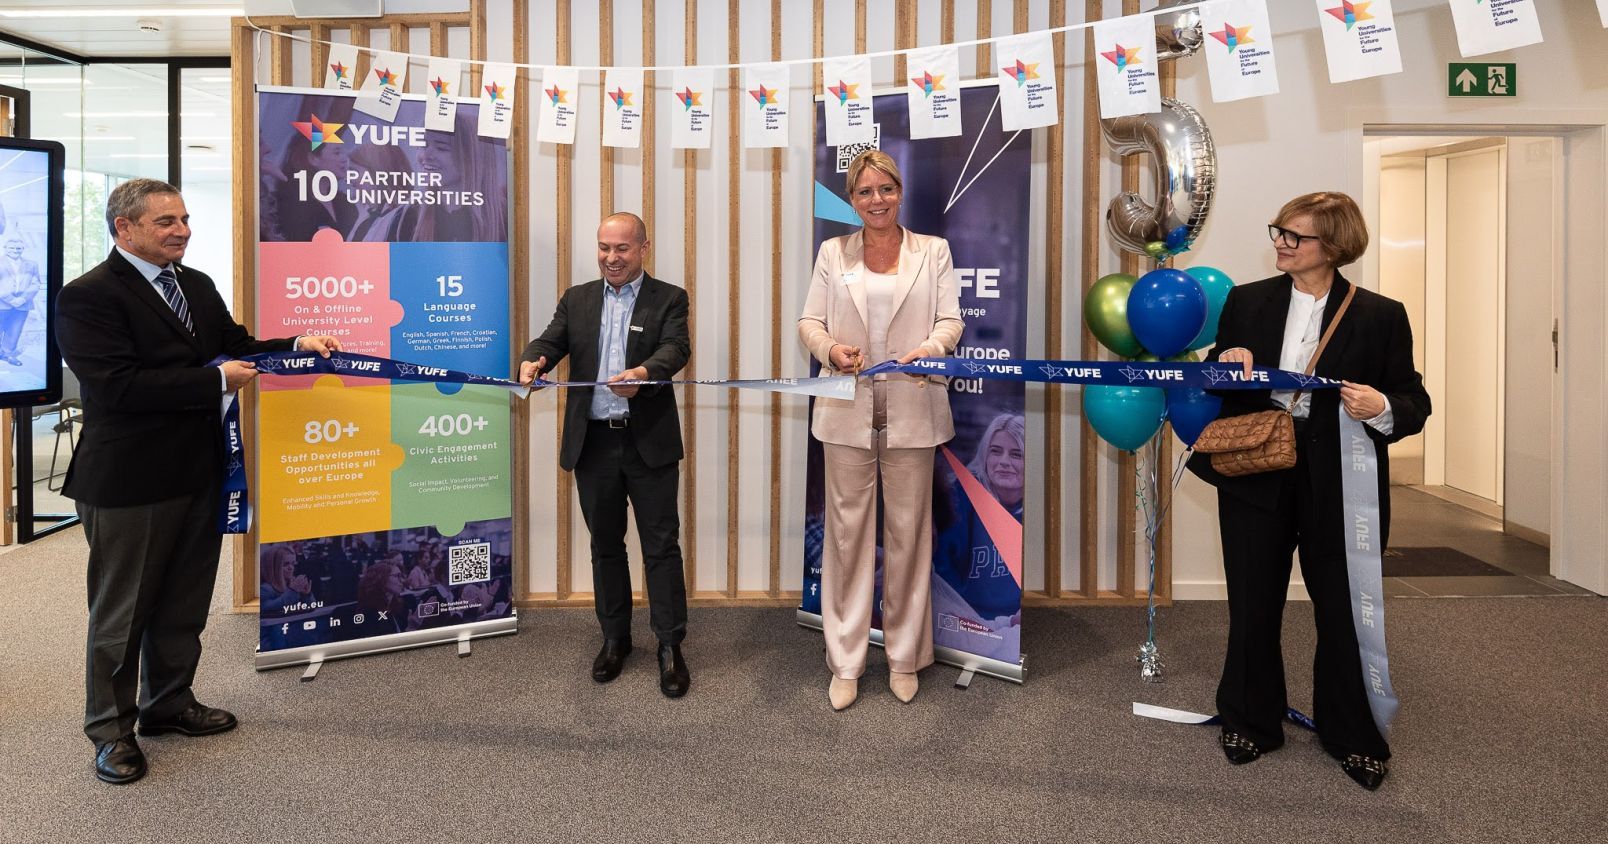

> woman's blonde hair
[845,149,902,194]
[1272,192,1369,267]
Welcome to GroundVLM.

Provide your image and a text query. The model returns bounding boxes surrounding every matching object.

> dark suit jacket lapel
[573,279,605,379]
[110,250,200,351]
[625,275,657,362]
[1250,274,1294,367]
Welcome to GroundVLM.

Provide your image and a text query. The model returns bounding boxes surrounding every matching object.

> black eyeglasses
[1268,224,1321,248]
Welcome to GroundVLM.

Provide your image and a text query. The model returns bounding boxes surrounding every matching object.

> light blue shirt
[590,274,642,421]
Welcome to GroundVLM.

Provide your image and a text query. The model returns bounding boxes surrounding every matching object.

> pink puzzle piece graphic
[258,228,406,390]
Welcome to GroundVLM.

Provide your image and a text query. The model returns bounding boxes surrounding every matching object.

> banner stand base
[796,610,1025,685]
[256,613,518,672]
[955,668,977,690]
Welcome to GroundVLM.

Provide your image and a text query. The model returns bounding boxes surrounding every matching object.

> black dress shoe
[657,643,690,699]
[1219,729,1263,765]
[138,702,238,737]
[94,735,146,785]
[1341,754,1388,790]
[592,637,632,683]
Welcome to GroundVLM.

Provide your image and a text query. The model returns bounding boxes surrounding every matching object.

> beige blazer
[798,229,964,450]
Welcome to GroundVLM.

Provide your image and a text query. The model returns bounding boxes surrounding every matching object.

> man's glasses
[1268,224,1321,248]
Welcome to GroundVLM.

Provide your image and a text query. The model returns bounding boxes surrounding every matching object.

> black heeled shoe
[1219,729,1263,765]
[1341,754,1388,790]
[591,637,632,683]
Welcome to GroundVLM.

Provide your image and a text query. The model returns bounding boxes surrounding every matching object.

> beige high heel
[829,676,859,711]
[890,671,919,703]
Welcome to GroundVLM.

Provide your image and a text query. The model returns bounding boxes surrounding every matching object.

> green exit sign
[1449,63,1516,97]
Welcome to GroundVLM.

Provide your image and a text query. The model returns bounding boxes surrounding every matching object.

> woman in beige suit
[798,150,964,711]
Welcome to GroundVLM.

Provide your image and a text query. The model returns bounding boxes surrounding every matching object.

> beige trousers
[820,433,937,678]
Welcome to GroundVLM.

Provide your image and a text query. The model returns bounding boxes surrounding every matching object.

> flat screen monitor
[0,137,63,409]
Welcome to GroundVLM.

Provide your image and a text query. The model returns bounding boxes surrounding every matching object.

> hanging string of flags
[251,0,1570,142]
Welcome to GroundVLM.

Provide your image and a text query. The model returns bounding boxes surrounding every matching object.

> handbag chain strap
[1290,282,1357,407]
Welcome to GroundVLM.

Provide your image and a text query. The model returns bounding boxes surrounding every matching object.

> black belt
[589,417,629,429]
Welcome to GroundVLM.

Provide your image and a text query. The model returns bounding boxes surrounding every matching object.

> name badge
[841,271,859,286]
[629,325,644,332]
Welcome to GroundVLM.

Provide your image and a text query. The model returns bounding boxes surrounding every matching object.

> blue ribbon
[861,357,1343,391]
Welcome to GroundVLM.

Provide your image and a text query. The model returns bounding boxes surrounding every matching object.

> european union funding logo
[749,84,779,107]
[609,86,634,109]
[676,87,703,110]
[910,70,945,97]
[1209,23,1255,52]
[827,79,859,105]
[1325,1,1374,30]
[291,114,345,150]
[430,76,450,96]
[1100,44,1143,73]
[1000,59,1040,86]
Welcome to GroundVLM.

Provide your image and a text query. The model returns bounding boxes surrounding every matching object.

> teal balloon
[1084,385,1166,452]
[1184,266,1236,351]
[1084,273,1143,358]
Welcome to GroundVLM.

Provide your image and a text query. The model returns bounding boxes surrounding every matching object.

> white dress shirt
[1271,286,1393,434]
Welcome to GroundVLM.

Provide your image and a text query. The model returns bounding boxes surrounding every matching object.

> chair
[37,367,80,492]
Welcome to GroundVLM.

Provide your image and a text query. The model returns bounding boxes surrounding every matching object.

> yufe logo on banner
[424,57,463,132]
[1203,0,1281,103]
[743,62,790,149]
[480,62,520,140]
[1315,0,1403,83]
[905,44,962,140]
[602,68,645,149]
[821,55,875,147]
[324,43,359,91]
[1093,13,1160,119]
[535,65,577,144]
[1446,0,1543,58]
[354,50,408,122]
[670,67,715,150]
[996,30,1060,130]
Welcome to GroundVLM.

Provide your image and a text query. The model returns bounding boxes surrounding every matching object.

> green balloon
[1145,241,1168,259]
[1085,273,1143,358]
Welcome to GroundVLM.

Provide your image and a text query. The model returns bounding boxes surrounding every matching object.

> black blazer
[56,249,295,506]
[1188,272,1431,541]
[521,275,690,471]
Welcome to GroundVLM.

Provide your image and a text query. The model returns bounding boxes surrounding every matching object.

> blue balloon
[1165,387,1223,448]
[1127,268,1207,359]
[1184,266,1236,352]
[1084,385,1166,452]
[1164,224,1192,252]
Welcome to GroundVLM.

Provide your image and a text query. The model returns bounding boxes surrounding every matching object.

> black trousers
[573,421,687,644]
[78,485,221,744]
[1215,434,1390,760]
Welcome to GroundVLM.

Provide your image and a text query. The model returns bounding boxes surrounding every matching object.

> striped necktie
[154,267,193,333]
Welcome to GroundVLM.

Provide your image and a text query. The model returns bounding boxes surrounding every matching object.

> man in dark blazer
[519,212,692,698]
[57,178,340,784]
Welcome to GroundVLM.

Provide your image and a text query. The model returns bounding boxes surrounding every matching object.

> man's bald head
[600,212,648,244]
[597,212,650,288]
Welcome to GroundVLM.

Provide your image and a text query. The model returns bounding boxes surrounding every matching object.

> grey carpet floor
[2,528,1605,844]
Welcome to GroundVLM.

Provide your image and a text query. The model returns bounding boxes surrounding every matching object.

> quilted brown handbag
[1193,285,1355,477]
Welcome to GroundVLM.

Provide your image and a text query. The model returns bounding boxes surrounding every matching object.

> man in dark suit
[57,178,340,784]
[518,212,692,698]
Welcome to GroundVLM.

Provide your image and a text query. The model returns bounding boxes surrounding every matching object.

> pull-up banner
[254,87,516,669]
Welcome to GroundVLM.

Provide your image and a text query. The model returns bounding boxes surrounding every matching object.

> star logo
[749,84,779,107]
[910,70,945,97]
[483,81,506,102]
[963,362,988,375]
[676,86,703,110]
[1000,59,1040,86]
[1118,365,1145,383]
[330,61,349,81]
[290,114,345,150]
[373,66,398,87]
[1040,364,1066,379]
[331,358,354,370]
[1203,367,1232,386]
[1324,1,1374,31]
[226,458,243,475]
[609,86,634,108]
[827,79,859,105]
[1209,23,1255,52]
[542,83,562,104]
[396,363,420,377]
[1289,373,1320,388]
[430,76,450,96]
[1100,44,1143,73]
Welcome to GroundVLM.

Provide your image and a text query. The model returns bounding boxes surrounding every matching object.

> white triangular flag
[324,43,359,91]
[742,63,790,149]
[535,66,577,144]
[1202,0,1281,102]
[479,63,520,140]
[602,68,645,149]
[996,31,1060,130]
[905,45,962,140]
[670,67,715,150]
[424,57,463,133]
[354,49,408,122]
[1446,0,1543,58]
[821,56,875,147]
[1092,14,1160,119]
[1599,0,1608,28]
[1314,0,1403,83]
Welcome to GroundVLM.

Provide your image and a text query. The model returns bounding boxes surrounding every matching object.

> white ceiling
[0,2,238,58]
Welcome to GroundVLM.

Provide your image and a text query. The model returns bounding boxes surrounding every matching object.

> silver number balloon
[1100,97,1217,257]
[1151,0,1204,61]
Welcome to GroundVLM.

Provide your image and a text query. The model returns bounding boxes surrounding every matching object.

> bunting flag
[995,31,1060,130]
[1315,0,1404,83]
[602,68,645,148]
[1446,0,1543,57]
[821,55,875,147]
[670,67,716,149]
[354,50,408,122]
[1203,0,1281,102]
[424,57,463,132]
[1599,0,1608,28]
[743,62,791,149]
[323,43,359,91]
[534,65,577,144]
[905,44,963,140]
[479,62,520,140]
[1093,13,1161,119]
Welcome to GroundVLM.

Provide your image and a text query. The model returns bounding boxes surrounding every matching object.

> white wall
[1503,136,1559,543]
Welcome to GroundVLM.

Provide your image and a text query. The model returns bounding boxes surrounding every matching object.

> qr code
[834,126,882,173]
[448,542,492,585]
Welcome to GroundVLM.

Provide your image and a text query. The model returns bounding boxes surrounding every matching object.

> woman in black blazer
[1192,192,1431,790]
